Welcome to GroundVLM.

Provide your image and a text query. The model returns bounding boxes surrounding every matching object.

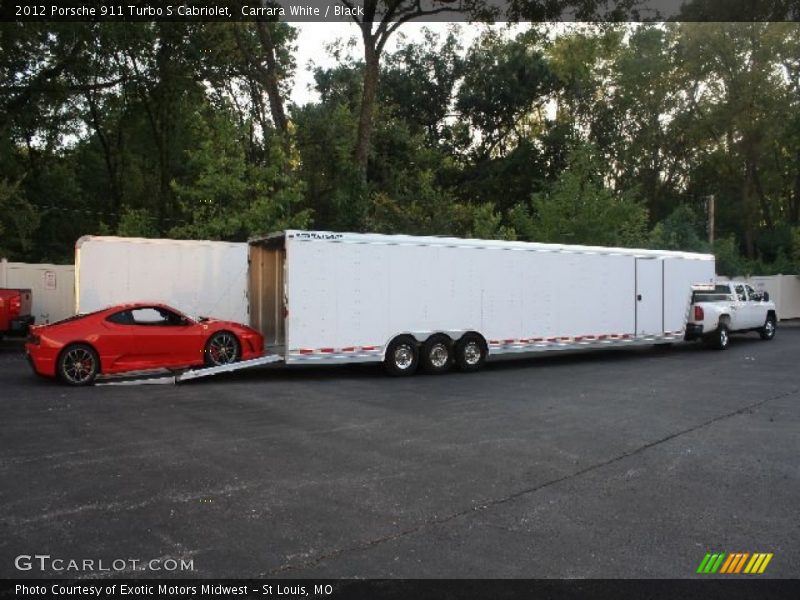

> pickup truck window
[734,285,747,301]
[693,293,731,302]
[692,284,734,303]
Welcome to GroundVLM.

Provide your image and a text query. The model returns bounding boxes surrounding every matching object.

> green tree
[116,207,160,238]
[674,23,797,259]
[170,108,309,240]
[648,204,708,252]
[0,178,40,259]
[510,143,648,247]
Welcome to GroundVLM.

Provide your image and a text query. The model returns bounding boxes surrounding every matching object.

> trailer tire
[204,331,241,366]
[455,333,487,372]
[384,335,419,376]
[421,334,453,374]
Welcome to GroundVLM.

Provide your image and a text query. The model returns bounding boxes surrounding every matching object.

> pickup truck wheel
[385,335,419,376]
[759,315,777,340]
[706,324,729,350]
[421,334,453,374]
[57,344,99,386]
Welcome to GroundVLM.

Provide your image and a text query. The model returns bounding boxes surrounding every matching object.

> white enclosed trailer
[75,236,249,323]
[245,230,715,376]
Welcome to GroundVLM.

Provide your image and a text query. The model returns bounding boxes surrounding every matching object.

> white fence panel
[0,259,75,324]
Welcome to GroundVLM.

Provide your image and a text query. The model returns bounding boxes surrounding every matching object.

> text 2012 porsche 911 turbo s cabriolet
[25,303,264,385]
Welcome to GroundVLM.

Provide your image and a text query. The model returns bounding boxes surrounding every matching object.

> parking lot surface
[1,328,798,579]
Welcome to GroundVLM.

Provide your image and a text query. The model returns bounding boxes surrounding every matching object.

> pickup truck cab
[686,282,777,350]
[0,288,35,339]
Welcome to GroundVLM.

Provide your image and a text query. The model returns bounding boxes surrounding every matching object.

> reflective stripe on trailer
[287,329,687,361]
[288,346,383,359]
[485,331,684,353]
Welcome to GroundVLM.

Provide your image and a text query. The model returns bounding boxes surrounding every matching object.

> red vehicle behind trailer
[0,289,34,339]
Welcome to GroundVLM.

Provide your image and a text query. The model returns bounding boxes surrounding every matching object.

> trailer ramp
[175,355,281,383]
[96,355,282,386]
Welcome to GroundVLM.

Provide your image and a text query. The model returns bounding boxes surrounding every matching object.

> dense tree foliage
[1,21,799,276]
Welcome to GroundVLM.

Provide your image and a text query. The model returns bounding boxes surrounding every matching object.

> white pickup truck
[685,282,777,350]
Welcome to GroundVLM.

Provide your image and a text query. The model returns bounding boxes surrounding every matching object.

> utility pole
[707,194,715,245]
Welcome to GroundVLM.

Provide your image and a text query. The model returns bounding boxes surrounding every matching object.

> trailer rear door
[635,258,664,336]
[248,235,286,348]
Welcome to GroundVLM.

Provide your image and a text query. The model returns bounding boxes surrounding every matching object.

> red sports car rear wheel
[58,344,99,386]
[204,332,241,366]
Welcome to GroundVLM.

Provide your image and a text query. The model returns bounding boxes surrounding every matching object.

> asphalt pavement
[0,326,798,579]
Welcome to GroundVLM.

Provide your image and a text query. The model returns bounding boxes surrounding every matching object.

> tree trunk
[254,21,288,136]
[752,163,773,230]
[742,158,758,259]
[792,151,800,224]
[355,33,380,178]
[84,91,121,211]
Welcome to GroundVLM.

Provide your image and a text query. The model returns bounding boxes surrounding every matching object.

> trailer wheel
[421,334,453,374]
[57,343,99,386]
[384,335,419,376]
[455,333,487,372]
[204,331,241,366]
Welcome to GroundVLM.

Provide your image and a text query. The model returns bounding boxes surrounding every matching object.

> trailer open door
[248,233,286,350]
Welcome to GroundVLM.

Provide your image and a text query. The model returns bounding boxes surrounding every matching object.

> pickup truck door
[730,284,749,329]
[743,284,764,328]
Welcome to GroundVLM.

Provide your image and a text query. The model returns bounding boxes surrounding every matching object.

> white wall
[717,274,800,320]
[0,259,75,324]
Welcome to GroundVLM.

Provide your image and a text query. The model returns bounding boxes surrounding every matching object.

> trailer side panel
[281,234,713,360]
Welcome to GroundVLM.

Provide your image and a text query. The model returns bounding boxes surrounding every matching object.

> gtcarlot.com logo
[696,552,773,575]
[15,554,194,573]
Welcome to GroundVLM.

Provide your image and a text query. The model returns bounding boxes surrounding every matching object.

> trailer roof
[75,235,246,249]
[249,230,714,261]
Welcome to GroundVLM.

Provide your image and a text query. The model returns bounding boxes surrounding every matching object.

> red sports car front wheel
[58,344,100,386]
[204,332,241,367]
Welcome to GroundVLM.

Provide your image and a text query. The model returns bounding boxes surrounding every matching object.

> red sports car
[25,303,264,385]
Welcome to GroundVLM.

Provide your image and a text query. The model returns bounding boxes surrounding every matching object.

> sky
[289,22,492,106]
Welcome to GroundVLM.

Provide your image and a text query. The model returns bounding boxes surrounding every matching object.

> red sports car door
[99,310,156,372]
[102,307,203,371]
[128,307,204,368]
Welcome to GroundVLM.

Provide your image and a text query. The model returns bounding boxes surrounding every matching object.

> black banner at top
[1,0,800,23]
[2,579,800,600]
